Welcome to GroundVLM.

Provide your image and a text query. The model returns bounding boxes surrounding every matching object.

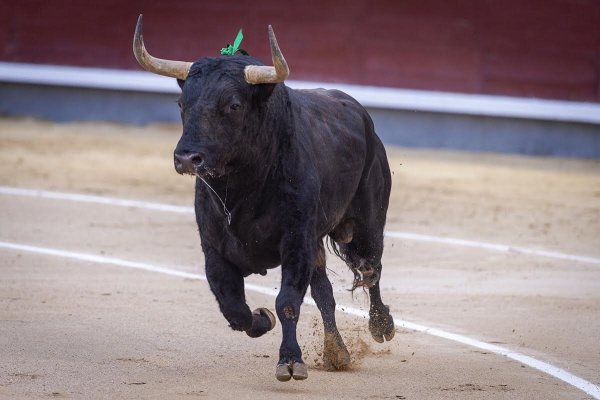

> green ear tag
[220,29,249,56]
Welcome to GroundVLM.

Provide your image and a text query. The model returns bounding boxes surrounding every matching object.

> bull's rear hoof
[275,362,308,381]
[384,328,395,341]
[370,325,395,343]
[323,332,351,370]
[369,306,395,343]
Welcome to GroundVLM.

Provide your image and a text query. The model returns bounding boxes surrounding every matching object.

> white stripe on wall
[1,61,599,124]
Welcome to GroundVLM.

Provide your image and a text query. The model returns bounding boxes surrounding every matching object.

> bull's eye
[229,103,241,112]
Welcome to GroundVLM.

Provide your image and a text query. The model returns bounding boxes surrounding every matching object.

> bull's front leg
[204,246,276,338]
[274,234,314,381]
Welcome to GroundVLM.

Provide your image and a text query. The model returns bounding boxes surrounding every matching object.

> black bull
[133,19,395,381]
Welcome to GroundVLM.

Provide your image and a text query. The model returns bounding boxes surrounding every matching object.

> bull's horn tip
[135,15,143,37]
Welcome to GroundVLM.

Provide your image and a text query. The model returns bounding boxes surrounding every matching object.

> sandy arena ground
[0,117,599,399]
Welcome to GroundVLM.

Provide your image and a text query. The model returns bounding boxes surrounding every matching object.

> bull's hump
[299,88,359,104]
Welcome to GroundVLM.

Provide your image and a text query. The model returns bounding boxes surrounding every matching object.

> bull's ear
[177,79,185,89]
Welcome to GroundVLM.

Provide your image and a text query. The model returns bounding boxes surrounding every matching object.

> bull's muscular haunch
[133,15,395,381]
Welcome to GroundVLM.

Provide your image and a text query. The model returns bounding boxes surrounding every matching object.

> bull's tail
[325,236,367,292]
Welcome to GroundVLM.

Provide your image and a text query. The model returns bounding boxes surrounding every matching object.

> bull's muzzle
[174,152,203,175]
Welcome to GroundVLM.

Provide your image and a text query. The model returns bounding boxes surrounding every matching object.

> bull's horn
[244,25,289,84]
[133,14,192,80]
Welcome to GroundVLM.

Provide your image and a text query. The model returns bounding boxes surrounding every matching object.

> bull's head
[132,15,289,178]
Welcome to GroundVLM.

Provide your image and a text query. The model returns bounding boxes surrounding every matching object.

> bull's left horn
[133,14,192,80]
[244,25,290,84]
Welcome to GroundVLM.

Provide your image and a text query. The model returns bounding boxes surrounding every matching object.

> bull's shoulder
[288,87,372,150]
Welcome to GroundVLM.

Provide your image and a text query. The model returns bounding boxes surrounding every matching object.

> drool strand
[198,176,232,225]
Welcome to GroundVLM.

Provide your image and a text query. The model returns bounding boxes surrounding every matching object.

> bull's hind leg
[342,147,395,343]
[338,231,395,343]
[367,264,395,343]
[310,241,351,370]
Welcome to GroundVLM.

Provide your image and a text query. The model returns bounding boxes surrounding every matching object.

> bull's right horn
[244,25,289,84]
[133,14,192,80]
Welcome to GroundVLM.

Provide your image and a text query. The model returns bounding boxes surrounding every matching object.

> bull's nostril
[174,154,185,174]
[190,155,203,167]
[174,152,203,174]
[174,156,183,168]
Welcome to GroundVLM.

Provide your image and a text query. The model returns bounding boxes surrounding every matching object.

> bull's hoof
[323,332,351,370]
[246,308,276,338]
[369,305,395,343]
[255,308,277,329]
[275,362,308,381]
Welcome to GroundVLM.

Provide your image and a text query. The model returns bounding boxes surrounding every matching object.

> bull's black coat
[174,56,394,379]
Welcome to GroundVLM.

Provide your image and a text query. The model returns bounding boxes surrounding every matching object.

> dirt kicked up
[1,117,599,399]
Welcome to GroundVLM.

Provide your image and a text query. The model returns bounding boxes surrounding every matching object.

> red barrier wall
[1,0,599,102]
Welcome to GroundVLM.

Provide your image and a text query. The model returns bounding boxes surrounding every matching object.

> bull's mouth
[194,166,227,179]
[174,154,231,179]
[178,165,226,179]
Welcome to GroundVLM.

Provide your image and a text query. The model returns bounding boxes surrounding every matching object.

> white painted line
[2,61,600,124]
[1,186,599,266]
[0,241,201,280]
[386,231,600,265]
[1,240,598,399]
[0,186,193,214]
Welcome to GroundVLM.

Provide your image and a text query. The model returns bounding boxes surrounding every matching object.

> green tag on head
[220,29,249,56]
